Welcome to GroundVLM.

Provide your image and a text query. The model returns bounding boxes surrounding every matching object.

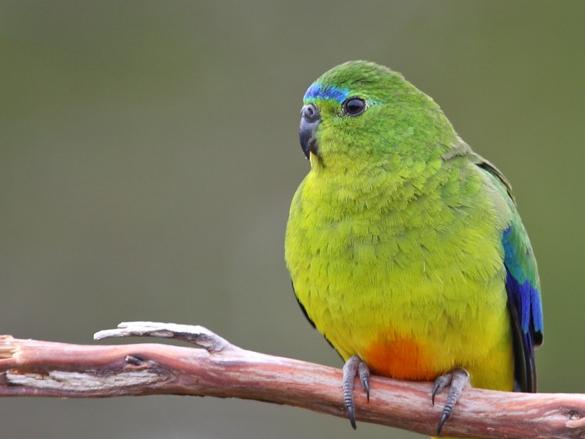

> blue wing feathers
[502,227,544,341]
[502,226,543,392]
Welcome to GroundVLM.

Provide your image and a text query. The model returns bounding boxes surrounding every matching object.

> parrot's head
[299,61,456,173]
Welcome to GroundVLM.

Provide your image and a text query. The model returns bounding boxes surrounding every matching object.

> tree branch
[0,322,583,438]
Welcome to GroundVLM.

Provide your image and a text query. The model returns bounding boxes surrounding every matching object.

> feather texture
[285,62,543,416]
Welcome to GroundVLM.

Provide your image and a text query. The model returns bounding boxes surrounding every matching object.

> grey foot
[431,368,470,435]
[342,355,370,429]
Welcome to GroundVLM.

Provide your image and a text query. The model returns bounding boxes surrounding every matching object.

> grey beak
[299,103,320,159]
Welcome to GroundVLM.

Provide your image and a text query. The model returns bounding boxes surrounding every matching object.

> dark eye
[342,97,366,116]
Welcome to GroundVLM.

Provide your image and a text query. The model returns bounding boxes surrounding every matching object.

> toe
[342,356,361,429]
[431,373,452,406]
[358,361,370,401]
[341,356,371,429]
[434,368,470,436]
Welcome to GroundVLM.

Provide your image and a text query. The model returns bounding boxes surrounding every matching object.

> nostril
[301,104,320,122]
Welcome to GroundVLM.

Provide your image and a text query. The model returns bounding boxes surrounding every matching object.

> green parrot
[284,61,543,436]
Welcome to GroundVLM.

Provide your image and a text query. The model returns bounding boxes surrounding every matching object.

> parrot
[284,60,543,437]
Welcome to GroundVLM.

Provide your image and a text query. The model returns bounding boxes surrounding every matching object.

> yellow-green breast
[285,153,515,391]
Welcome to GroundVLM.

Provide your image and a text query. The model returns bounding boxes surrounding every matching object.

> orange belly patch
[363,337,438,380]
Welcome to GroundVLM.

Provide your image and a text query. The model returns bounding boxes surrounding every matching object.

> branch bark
[0,321,583,438]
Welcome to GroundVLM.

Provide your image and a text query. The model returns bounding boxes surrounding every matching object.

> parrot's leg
[431,368,470,435]
[342,355,370,429]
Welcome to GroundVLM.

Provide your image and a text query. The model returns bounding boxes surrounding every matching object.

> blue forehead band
[303,83,349,103]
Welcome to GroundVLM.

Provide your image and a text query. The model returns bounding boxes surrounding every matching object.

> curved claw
[358,361,370,401]
[432,368,470,436]
[342,355,371,429]
[431,373,452,406]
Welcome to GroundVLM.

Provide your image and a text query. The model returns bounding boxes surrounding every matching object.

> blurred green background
[1,1,584,438]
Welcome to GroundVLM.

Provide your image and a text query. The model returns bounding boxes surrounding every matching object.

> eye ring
[341,97,367,117]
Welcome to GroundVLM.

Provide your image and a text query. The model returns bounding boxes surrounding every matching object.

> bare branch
[0,322,583,438]
[94,321,232,352]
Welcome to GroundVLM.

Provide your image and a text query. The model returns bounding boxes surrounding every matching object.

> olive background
[1,1,584,438]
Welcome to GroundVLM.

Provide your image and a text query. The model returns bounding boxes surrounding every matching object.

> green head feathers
[299,61,457,172]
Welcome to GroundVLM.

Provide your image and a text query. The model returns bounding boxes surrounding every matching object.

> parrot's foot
[431,368,470,436]
[342,355,370,429]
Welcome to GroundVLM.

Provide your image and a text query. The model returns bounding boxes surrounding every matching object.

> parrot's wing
[501,220,544,392]
[453,140,544,392]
